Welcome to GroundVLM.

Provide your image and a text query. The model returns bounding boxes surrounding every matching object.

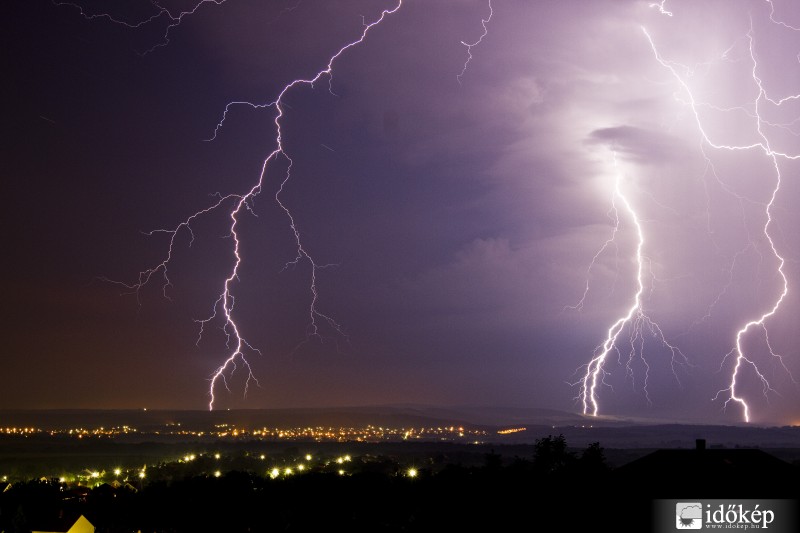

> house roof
[613,446,798,497]
[66,515,94,533]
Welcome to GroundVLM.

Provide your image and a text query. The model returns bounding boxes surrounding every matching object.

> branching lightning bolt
[69,0,406,409]
[575,153,688,416]
[643,0,799,422]
[649,1,673,18]
[180,1,405,410]
[62,0,500,411]
[54,0,227,55]
[457,0,493,84]
[563,207,621,314]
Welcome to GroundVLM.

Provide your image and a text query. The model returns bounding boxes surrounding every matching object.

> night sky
[4,0,799,424]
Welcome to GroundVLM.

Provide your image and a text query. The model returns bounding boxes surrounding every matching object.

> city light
[0,423,486,442]
[497,428,526,435]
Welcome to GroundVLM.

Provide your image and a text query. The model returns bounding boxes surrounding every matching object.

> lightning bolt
[173,1,405,410]
[575,152,688,416]
[68,0,495,411]
[66,1,406,409]
[649,1,673,18]
[643,0,798,422]
[53,0,227,55]
[457,0,493,84]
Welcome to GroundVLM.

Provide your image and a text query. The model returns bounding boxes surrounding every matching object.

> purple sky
[4,0,799,424]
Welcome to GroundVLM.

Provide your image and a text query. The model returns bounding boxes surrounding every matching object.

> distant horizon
[1,403,793,429]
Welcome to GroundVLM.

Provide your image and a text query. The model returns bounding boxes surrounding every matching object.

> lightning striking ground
[65,1,406,409]
[574,1,798,422]
[575,153,688,416]
[51,1,795,420]
[168,1,405,410]
[638,2,798,422]
[57,0,501,411]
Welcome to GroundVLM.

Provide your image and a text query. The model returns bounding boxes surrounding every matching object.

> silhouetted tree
[532,434,575,474]
[579,441,609,474]
[1,480,62,532]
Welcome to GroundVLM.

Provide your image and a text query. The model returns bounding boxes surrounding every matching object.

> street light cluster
[3,449,433,488]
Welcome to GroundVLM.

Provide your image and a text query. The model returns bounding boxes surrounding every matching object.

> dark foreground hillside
[2,437,798,532]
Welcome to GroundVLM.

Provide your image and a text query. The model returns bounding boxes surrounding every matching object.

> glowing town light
[214,453,220,460]
[259,454,265,460]
[305,454,312,461]
[269,468,280,479]
[297,464,305,471]
[138,471,146,479]
[90,471,99,479]
[406,468,418,478]
[214,470,221,478]
[338,469,345,476]
[113,468,122,476]
[284,468,293,476]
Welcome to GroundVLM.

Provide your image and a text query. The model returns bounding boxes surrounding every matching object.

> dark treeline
[2,436,798,532]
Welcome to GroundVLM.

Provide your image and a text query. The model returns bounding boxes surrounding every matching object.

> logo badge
[676,502,703,529]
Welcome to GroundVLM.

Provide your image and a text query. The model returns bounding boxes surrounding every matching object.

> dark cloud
[588,125,682,164]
